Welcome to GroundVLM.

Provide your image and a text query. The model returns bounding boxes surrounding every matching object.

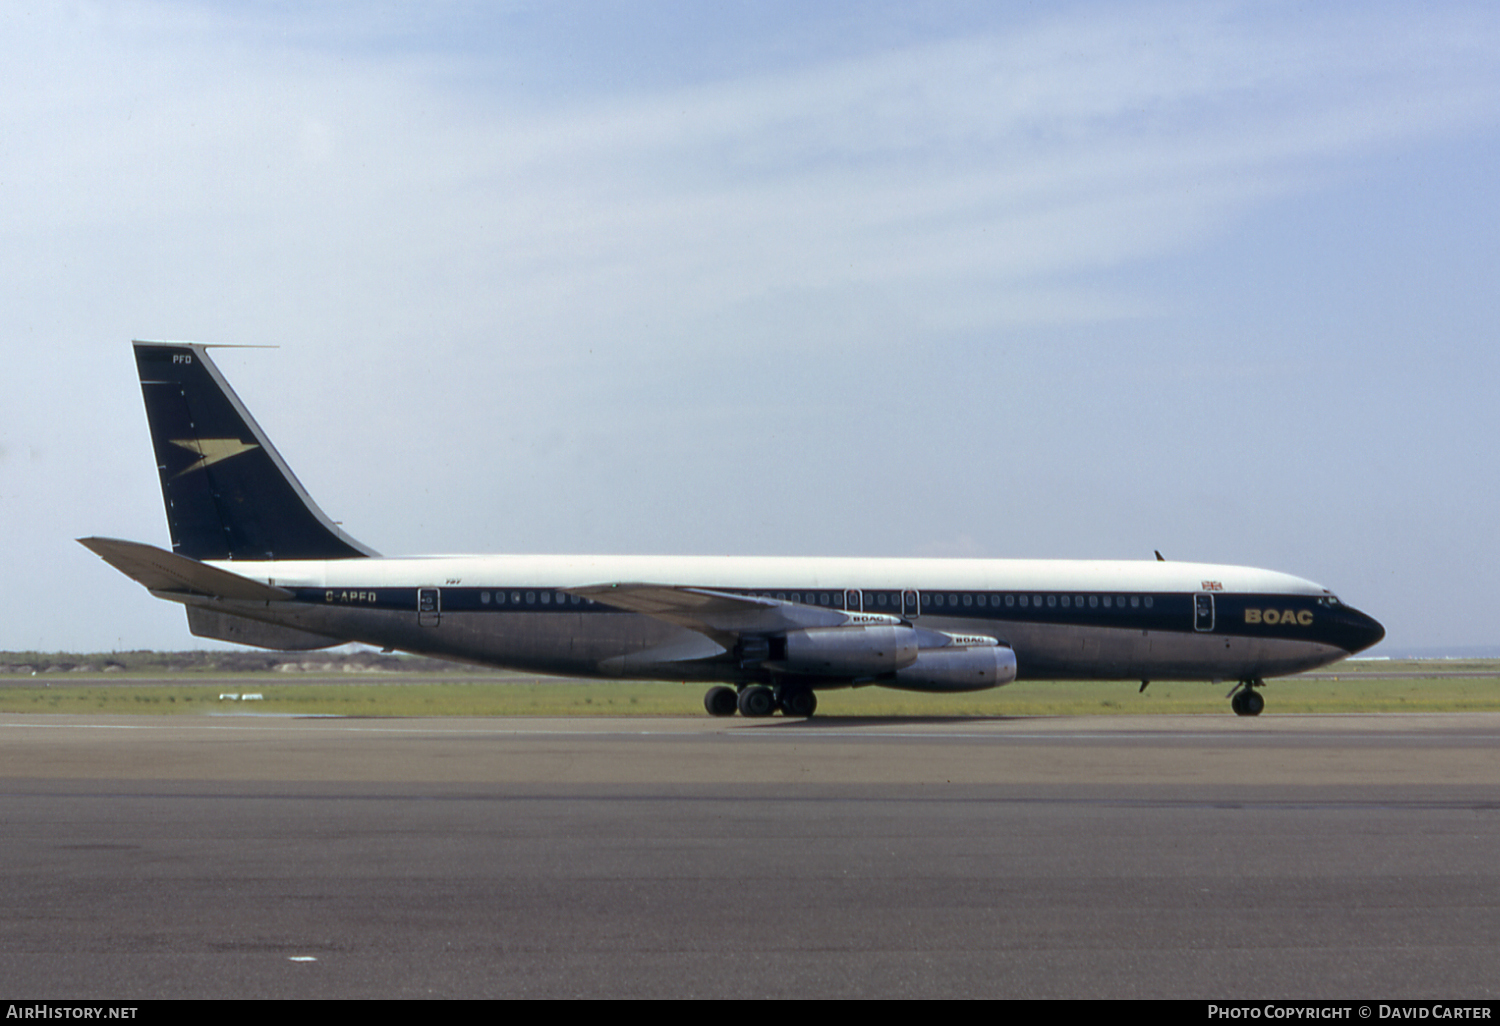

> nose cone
[1341,606,1386,655]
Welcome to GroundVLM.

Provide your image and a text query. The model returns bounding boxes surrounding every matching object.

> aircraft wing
[564,583,900,650]
[78,537,293,602]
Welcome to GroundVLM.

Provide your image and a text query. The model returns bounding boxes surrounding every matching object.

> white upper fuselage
[212,554,1329,597]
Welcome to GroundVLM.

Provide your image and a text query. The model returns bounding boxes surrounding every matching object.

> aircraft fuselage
[181,553,1382,685]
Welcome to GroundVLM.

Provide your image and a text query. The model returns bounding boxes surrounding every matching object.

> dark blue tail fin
[134,341,376,561]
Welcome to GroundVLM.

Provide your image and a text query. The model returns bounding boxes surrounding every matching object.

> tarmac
[3,711,1498,998]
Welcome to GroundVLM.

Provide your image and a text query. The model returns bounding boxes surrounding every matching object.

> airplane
[81,340,1385,718]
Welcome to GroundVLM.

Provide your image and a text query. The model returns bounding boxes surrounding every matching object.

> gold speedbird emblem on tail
[169,438,259,477]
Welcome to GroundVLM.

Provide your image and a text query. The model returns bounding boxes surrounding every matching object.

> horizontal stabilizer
[78,537,292,601]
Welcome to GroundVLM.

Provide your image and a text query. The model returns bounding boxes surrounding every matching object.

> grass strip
[1,662,1496,717]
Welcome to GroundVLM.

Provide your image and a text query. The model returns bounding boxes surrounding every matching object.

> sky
[2,0,1498,655]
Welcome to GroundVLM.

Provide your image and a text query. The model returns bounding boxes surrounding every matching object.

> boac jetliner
[82,341,1384,717]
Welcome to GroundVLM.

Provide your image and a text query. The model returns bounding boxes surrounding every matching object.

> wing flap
[564,583,900,646]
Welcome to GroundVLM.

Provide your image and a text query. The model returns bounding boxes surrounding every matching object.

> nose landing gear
[1228,679,1266,717]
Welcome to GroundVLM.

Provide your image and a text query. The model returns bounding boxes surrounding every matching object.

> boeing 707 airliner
[81,341,1385,717]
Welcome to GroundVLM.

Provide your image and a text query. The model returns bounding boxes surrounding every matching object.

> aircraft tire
[704,686,738,717]
[779,687,817,718]
[1231,688,1265,717]
[737,684,777,718]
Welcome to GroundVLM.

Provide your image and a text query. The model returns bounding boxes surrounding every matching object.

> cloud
[4,2,1499,649]
[9,3,1499,346]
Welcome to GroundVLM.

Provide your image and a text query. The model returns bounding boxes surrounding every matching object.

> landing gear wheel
[704,685,738,717]
[1231,686,1265,717]
[737,684,777,718]
[779,687,817,718]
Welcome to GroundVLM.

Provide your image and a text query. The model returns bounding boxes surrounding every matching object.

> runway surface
[3,712,1498,999]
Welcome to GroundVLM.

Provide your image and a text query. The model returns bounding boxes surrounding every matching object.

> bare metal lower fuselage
[186,593,1348,684]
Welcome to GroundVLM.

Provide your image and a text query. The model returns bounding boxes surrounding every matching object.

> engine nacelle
[780,625,920,677]
[887,644,1019,693]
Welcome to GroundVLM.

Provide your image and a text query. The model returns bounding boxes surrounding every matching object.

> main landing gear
[704,685,739,717]
[703,684,818,718]
[1228,679,1266,717]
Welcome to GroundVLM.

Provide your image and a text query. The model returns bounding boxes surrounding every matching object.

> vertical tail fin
[133,341,376,561]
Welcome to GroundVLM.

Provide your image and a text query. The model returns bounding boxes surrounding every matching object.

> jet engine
[888,643,1018,692]
[767,623,1017,692]
[779,625,920,676]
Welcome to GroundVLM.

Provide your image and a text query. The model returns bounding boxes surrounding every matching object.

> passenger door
[418,587,441,627]
[1193,592,1214,632]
